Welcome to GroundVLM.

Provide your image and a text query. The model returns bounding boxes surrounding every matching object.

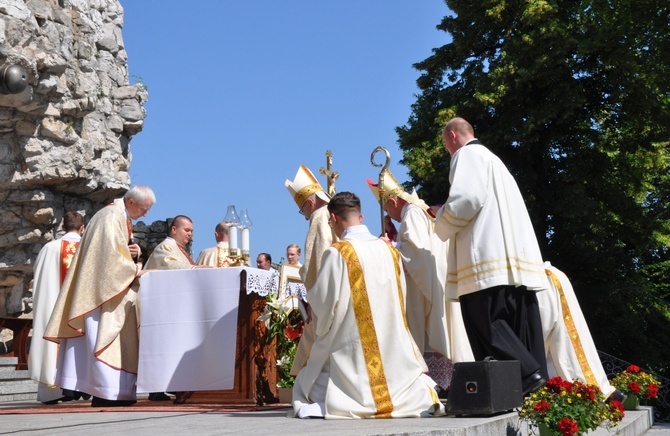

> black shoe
[522,371,546,395]
[148,392,171,401]
[607,389,627,404]
[41,398,62,405]
[62,389,90,401]
[91,396,137,407]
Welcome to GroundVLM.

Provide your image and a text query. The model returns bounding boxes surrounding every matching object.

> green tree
[398,0,670,373]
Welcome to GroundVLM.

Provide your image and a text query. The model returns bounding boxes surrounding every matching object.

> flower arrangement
[257,293,303,389]
[519,377,624,436]
[611,364,661,400]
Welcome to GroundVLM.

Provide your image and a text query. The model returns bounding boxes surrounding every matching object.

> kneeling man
[293,192,444,419]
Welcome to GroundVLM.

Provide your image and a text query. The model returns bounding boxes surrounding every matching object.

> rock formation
[0,0,147,324]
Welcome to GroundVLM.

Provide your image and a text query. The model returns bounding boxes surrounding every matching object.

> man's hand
[128,243,141,259]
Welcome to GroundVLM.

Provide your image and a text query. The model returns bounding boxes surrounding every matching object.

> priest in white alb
[29,211,84,404]
[292,192,444,419]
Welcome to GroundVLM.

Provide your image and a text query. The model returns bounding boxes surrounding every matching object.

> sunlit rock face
[0,0,147,320]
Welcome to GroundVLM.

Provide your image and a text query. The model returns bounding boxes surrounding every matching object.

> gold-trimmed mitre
[285,164,330,209]
[366,168,430,213]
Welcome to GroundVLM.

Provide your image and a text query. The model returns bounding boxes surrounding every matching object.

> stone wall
[0,0,147,321]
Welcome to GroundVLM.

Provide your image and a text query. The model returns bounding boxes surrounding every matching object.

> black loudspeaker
[447,359,523,416]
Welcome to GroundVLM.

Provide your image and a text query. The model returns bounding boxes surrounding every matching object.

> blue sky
[122,1,451,265]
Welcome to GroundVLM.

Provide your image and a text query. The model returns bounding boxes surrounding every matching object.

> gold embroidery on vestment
[60,240,80,285]
[546,270,596,386]
[333,241,393,418]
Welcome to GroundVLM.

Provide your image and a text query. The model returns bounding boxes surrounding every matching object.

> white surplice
[434,143,548,299]
[293,225,444,419]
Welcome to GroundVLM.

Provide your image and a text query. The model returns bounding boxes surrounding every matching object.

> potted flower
[519,377,625,436]
[610,364,661,410]
[257,293,303,401]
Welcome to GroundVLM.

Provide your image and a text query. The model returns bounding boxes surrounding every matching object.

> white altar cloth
[137,267,246,393]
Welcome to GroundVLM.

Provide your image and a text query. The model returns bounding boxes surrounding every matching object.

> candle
[229,225,238,251]
[241,227,249,253]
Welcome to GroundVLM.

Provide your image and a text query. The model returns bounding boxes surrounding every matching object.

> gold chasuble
[292,227,443,419]
[45,198,141,373]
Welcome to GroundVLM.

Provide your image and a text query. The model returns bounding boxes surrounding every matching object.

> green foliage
[398,0,670,375]
[257,293,303,388]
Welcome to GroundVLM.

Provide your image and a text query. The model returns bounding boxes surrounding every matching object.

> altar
[137,266,280,404]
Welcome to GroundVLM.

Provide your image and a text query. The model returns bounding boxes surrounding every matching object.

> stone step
[0,380,37,395]
[0,368,30,380]
[0,392,37,403]
[0,356,19,367]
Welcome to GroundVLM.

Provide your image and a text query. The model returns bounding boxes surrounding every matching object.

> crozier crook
[370,146,391,236]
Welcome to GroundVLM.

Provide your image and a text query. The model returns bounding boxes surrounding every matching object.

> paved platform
[0,400,658,435]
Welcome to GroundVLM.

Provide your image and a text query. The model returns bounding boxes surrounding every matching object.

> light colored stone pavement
[0,401,659,436]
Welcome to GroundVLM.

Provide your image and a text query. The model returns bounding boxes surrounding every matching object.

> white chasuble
[145,237,194,270]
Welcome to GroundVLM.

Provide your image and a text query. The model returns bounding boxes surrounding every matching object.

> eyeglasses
[298,200,308,216]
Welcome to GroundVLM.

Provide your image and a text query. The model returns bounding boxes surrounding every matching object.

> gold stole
[333,240,401,418]
[546,269,596,386]
[59,240,80,285]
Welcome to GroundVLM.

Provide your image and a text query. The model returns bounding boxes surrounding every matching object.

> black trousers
[459,285,548,381]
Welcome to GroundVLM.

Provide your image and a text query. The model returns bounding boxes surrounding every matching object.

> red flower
[534,400,550,413]
[645,384,659,399]
[609,399,625,415]
[558,417,579,436]
[546,377,564,392]
[283,325,303,340]
[627,381,641,394]
[627,365,640,373]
